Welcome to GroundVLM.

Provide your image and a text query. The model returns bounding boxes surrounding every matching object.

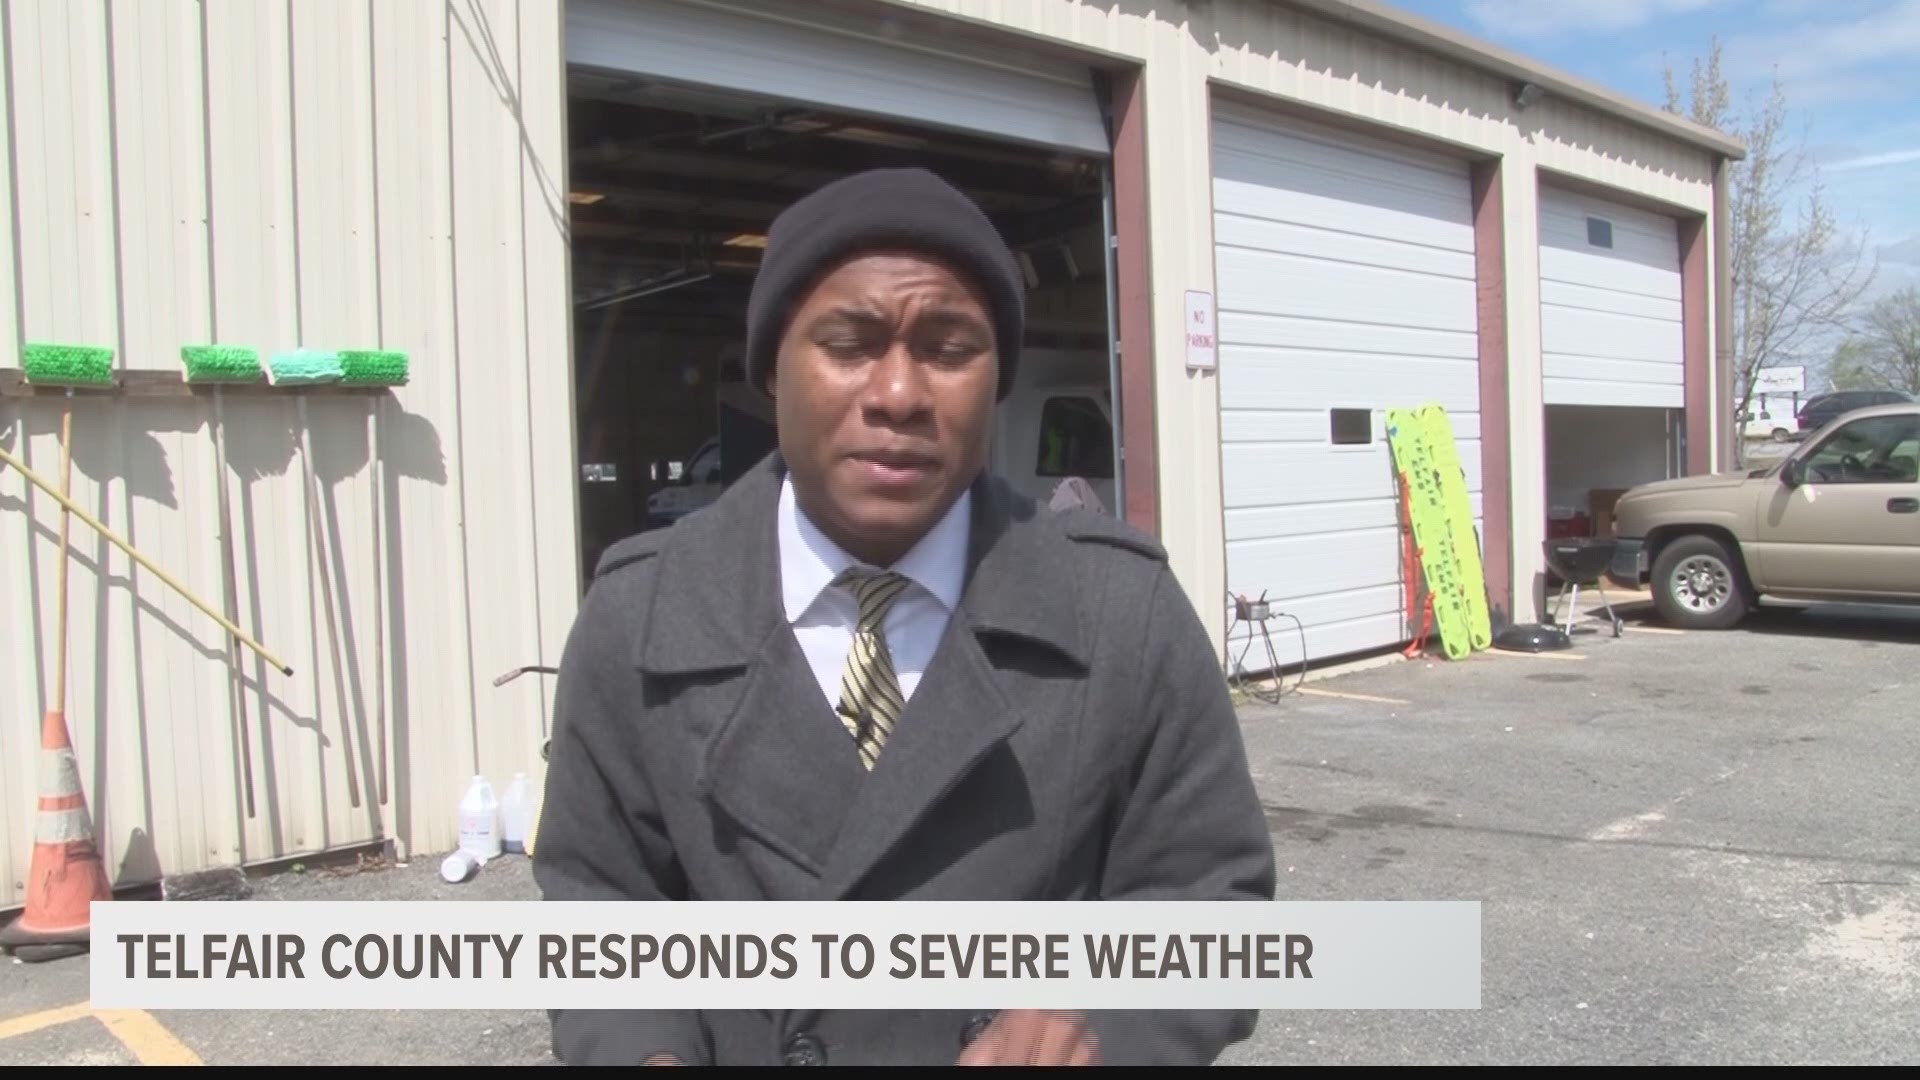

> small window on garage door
[1036,395,1114,479]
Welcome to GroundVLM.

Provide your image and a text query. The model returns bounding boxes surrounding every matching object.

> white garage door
[1211,104,1483,670]
[1539,187,1684,407]
[566,0,1110,156]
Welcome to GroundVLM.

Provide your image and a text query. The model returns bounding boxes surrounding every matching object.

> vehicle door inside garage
[563,74,1117,578]
[1539,187,1687,550]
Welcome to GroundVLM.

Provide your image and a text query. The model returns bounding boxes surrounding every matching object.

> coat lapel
[636,453,869,878]
[813,473,1092,900]
[637,454,1095,898]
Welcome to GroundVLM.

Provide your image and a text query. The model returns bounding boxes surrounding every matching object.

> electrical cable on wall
[1224,591,1309,703]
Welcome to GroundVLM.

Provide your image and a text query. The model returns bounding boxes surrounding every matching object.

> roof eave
[1278,0,1748,161]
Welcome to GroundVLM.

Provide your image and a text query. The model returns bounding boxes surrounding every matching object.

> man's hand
[956,1010,1100,1065]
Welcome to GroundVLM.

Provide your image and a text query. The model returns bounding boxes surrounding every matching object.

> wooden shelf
[0,369,398,400]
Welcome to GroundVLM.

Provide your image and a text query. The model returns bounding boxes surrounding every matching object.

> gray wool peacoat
[532,451,1277,1067]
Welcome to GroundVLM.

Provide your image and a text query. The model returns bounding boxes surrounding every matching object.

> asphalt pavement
[3,592,1916,1065]
[1218,594,1920,1066]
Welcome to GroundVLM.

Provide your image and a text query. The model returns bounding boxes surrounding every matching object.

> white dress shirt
[778,474,970,709]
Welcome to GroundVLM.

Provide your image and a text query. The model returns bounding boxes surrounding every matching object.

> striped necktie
[833,566,912,770]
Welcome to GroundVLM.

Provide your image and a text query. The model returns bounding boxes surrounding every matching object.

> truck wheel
[1651,534,1750,629]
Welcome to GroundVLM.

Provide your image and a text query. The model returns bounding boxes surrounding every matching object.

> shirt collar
[778,474,971,624]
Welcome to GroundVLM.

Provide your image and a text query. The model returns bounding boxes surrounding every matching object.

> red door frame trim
[1470,160,1513,622]
[1107,68,1160,538]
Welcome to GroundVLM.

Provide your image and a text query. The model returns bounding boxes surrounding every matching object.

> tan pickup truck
[1607,401,1920,629]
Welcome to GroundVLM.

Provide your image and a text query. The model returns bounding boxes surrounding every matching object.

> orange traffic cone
[1,402,110,963]
[0,710,112,961]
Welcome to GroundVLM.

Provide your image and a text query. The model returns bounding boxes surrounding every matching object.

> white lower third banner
[88,900,1481,1011]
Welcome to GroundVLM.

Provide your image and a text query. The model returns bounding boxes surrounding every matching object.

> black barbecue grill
[1544,537,1624,638]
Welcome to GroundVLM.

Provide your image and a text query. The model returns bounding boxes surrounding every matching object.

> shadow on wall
[373,400,448,861]
[1100,0,1713,187]
[0,391,448,885]
[3,398,222,886]
[222,392,449,865]
[7,395,200,507]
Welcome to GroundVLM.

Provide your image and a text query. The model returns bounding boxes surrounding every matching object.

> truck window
[1035,395,1114,479]
[1804,414,1920,484]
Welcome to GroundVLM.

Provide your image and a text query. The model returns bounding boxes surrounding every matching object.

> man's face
[772,250,999,566]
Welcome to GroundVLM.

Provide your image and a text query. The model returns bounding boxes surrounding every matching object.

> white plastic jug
[501,772,533,855]
[458,774,502,863]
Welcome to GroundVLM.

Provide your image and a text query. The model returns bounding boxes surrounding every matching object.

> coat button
[783,1032,826,1066]
[960,1012,996,1047]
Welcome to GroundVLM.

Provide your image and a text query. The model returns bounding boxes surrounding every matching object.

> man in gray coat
[534,168,1276,1066]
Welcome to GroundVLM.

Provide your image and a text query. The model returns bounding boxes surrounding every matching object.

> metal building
[0,0,1741,909]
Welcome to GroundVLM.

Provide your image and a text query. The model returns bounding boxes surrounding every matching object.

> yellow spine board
[1387,408,1473,659]
[1416,404,1493,650]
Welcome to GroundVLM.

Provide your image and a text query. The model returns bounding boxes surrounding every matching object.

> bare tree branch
[1662,43,1879,463]
[1831,288,1920,395]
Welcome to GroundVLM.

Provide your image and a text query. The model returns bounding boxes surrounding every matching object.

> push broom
[337,350,408,806]
[1,343,115,961]
[267,348,361,809]
[180,344,265,819]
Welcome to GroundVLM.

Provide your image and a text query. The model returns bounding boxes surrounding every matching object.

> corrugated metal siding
[1532,97,1718,207]
[0,0,17,911]
[1,0,573,910]
[1211,104,1483,666]
[1539,186,1685,407]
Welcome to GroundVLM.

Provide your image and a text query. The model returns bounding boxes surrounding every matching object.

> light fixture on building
[568,190,605,205]
[1513,81,1545,109]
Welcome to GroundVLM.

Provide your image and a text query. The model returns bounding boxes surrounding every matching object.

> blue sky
[1390,0,1920,270]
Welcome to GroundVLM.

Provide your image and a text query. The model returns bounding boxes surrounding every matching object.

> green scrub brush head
[22,343,115,387]
[268,348,343,386]
[180,344,263,384]
[338,350,409,387]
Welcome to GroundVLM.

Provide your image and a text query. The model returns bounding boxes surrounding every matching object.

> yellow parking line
[0,1002,92,1040]
[1294,686,1412,705]
[0,1004,200,1065]
[1623,624,1686,635]
[95,1010,203,1065]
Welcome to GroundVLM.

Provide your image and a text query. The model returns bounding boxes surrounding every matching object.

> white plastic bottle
[457,774,502,863]
[440,849,480,884]
[501,772,533,855]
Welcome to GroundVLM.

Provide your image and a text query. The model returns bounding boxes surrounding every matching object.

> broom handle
[214,389,257,818]
[55,396,73,715]
[0,442,294,676]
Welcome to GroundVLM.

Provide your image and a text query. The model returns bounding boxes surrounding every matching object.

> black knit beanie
[745,167,1025,401]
